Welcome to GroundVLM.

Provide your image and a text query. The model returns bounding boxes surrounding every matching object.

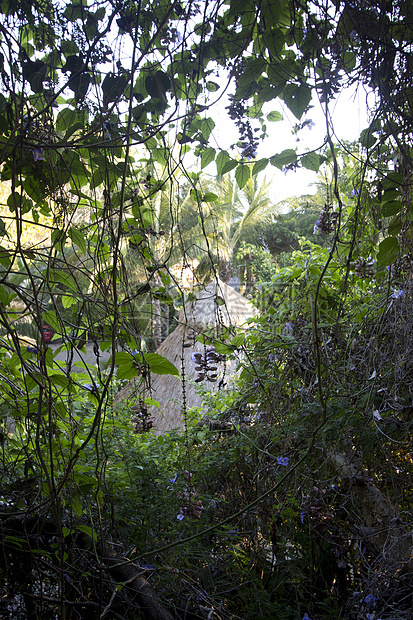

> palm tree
[194,171,278,283]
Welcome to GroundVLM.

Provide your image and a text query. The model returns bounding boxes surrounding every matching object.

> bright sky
[208,82,371,203]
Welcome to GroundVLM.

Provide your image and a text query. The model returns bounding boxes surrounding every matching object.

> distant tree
[194,172,278,280]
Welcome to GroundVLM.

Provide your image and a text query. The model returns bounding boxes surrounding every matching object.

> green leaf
[206,81,219,92]
[216,151,231,175]
[382,189,399,202]
[382,200,402,217]
[56,107,75,132]
[0,285,9,305]
[51,374,70,389]
[145,71,170,101]
[0,246,11,268]
[117,362,140,381]
[282,84,312,119]
[360,128,377,149]
[198,118,215,140]
[68,227,87,254]
[200,147,216,169]
[110,351,140,380]
[71,498,83,517]
[203,192,218,202]
[257,84,284,104]
[212,342,233,355]
[252,158,269,176]
[301,152,321,172]
[4,536,24,549]
[102,72,128,102]
[7,192,27,212]
[49,270,78,292]
[42,310,61,333]
[152,147,168,166]
[246,103,263,119]
[51,229,67,251]
[159,271,171,286]
[231,333,245,348]
[77,524,97,541]
[91,167,104,188]
[144,353,179,376]
[62,295,77,309]
[382,172,404,191]
[45,347,54,368]
[63,2,87,22]
[270,149,297,170]
[235,164,250,189]
[377,237,400,266]
[267,110,283,122]
[0,218,7,237]
[221,159,238,175]
[145,397,160,409]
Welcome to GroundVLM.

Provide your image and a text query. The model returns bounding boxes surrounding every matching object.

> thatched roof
[178,278,256,329]
[115,278,257,433]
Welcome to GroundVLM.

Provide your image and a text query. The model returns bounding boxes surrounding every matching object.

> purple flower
[256,410,263,420]
[277,456,289,466]
[364,594,376,607]
[209,499,217,508]
[177,512,184,521]
[82,383,99,392]
[32,147,44,162]
[300,511,306,523]
[303,119,315,130]
[268,353,277,363]
[313,220,320,234]
[285,322,294,332]
[303,614,310,620]
[351,188,360,196]
[391,289,404,300]
[253,381,259,388]
[169,473,177,484]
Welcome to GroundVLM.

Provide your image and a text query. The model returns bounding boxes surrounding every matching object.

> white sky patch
[204,82,371,203]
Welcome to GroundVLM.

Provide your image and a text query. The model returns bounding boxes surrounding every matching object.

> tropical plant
[192,172,278,281]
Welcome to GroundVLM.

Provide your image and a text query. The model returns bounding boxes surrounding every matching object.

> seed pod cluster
[192,345,226,383]
[131,402,154,433]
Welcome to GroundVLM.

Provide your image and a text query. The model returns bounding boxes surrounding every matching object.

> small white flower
[373,409,382,421]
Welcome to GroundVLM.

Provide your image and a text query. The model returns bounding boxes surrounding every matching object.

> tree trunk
[245,249,253,295]
[326,450,411,565]
[103,546,174,620]
[153,296,162,349]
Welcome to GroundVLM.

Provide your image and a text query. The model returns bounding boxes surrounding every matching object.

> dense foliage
[0,0,412,618]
